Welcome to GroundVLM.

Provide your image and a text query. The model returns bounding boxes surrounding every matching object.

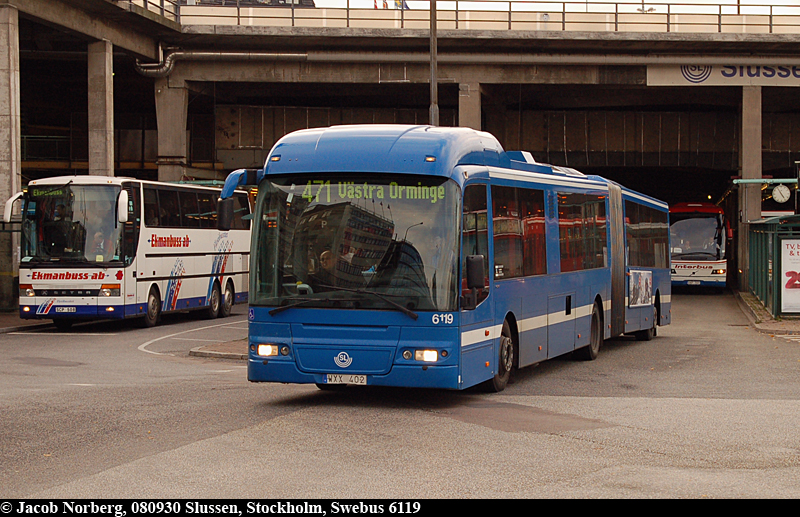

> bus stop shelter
[749,215,800,319]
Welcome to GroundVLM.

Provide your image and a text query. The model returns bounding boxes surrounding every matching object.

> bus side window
[520,188,547,276]
[159,190,180,227]
[197,192,217,228]
[462,184,489,305]
[144,188,160,227]
[232,194,250,229]
[122,184,140,265]
[492,185,523,279]
[179,192,201,228]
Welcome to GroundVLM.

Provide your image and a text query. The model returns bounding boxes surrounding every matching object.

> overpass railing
[126,1,181,22]
[172,1,800,34]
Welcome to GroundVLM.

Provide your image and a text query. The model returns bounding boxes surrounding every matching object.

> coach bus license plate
[55,307,76,312]
[324,374,367,385]
[688,280,701,285]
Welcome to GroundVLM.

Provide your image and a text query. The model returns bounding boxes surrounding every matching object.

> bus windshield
[670,213,725,261]
[21,182,123,264]
[251,173,460,313]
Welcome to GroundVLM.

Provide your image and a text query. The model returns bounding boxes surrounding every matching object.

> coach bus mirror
[217,197,234,231]
[466,255,485,290]
[4,191,22,223]
[117,190,129,224]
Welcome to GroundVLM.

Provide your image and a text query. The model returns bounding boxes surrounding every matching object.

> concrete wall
[0,5,20,310]
[213,105,457,170]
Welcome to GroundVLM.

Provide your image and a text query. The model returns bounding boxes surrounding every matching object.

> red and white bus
[669,202,731,288]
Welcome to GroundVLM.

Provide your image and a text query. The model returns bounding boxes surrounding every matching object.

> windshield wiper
[313,284,419,321]
[672,252,719,259]
[268,297,360,316]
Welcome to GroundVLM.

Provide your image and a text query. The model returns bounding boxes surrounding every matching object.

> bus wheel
[635,307,657,341]
[484,320,515,392]
[220,281,234,318]
[143,287,161,328]
[52,319,73,332]
[205,282,221,319]
[576,303,603,361]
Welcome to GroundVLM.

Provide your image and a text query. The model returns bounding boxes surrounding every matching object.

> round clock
[773,184,791,204]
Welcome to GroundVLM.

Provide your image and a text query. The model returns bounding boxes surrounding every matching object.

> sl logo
[681,65,712,84]
[334,352,353,368]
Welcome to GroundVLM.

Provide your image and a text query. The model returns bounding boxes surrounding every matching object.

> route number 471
[432,313,453,324]
[302,180,331,203]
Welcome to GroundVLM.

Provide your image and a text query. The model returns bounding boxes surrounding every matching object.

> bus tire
[483,320,515,393]
[575,303,603,361]
[143,287,161,328]
[220,281,234,318]
[205,282,221,319]
[635,306,657,341]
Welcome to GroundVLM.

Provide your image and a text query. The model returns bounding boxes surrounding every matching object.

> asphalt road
[1,292,799,499]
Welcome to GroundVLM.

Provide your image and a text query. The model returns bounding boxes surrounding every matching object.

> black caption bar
[0,501,436,517]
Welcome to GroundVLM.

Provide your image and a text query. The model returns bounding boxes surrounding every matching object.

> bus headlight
[101,284,120,296]
[711,269,726,275]
[414,350,439,362]
[256,344,280,357]
[20,284,34,297]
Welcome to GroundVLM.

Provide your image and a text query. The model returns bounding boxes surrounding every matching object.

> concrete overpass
[3,0,800,307]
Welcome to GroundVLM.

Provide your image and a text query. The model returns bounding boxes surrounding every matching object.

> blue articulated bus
[218,125,671,392]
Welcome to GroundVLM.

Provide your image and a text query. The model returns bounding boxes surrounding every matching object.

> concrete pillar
[482,85,505,146]
[458,83,481,130]
[0,5,20,310]
[737,85,762,291]
[155,77,188,182]
[88,40,114,176]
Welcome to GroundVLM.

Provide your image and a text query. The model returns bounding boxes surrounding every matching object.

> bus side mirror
[117,190,129,224]
[217,197,234,231]
[4,192,22,223]
[462,255,486,311]
[466,255,485,290]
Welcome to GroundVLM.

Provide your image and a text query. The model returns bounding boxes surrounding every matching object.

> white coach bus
[4,176,250,330]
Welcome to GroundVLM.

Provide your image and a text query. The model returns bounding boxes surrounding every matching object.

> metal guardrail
[21,136,71,162]
[126,0,181,23]
[168,1,800,33]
